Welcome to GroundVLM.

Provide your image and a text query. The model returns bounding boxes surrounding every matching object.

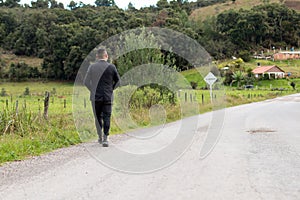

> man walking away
[84,48,120,147]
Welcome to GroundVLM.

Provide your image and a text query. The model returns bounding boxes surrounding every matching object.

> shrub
[130,85,176,109]
[51,88,57,95]
[114,85,177,114]
[290,82,296,90]
[23,87,30,96]
[190,81,198,89]
[0,88,7,97]
[238,50,251,62]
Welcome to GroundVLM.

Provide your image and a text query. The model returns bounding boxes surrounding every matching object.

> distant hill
[189,0,298,21]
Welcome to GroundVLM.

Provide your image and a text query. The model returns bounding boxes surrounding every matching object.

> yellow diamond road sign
[204,72,217,85]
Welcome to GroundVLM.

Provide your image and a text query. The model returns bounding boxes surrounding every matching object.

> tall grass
[0,108,80,163]
[0,82,80,164]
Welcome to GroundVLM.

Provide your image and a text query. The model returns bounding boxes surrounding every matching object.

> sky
[19,0,161,9]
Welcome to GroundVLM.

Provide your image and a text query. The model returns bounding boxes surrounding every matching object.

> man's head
[96,48,108,61]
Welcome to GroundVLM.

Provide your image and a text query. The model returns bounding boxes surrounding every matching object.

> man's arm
[83,66,92,91]
[112,65,120,90]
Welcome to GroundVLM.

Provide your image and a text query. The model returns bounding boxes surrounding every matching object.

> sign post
[204,72,217,103]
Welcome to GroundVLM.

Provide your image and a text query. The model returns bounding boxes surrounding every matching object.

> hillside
[181,58,300,89]
[0,51,42,68]
[285,0,300,10]
[189,0,298,21]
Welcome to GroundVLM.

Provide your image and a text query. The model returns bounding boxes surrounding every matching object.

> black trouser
[92,101,112,137]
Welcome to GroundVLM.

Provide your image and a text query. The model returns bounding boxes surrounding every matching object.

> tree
[49,0,64,8]
[114,27,177,105]
[8,62,37,81]
[2,0,20,8]
[127,2,135,11]
[31,0,49,8]
[64,46,83,80]
[0,58,6,78]
[42,24,70,79]
[68,0,77,10]
[95,0,115,7]
[157,0,169,9]
[115,27,175,76]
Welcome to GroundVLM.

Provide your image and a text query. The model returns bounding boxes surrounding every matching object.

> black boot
[103,134,109,147]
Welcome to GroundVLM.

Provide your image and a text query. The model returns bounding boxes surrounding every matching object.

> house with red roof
[252,65,285,79]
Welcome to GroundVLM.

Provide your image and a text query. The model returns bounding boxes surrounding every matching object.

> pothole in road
[247,128,277,134]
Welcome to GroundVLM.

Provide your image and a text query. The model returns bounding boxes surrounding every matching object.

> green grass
[254,78,300,89]
[0,82,81,164]
[190,0,282,21]
[180,68,207,88]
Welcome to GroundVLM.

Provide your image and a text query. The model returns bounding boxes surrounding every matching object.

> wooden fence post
[44,91,50,120]
[190,94,193,102]
[38,98,41,113]
[15,100,19,115]
[202,94,204,105]
[64,99,66,108]
[185,92,187,102]
[84,98,86,108]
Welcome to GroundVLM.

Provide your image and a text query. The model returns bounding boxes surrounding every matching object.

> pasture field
[0,81,298,165]
[190,0,282,21]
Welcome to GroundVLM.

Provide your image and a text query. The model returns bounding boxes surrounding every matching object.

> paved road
[1,94,300,200]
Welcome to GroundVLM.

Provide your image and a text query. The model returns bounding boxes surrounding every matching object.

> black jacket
[84,60,120,102]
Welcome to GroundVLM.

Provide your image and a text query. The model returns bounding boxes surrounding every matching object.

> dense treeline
[214,4,300,57]
[0,0,299,80]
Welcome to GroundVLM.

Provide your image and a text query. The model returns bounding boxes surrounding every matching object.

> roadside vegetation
[0,0,300,164]
[1,68,299,164]
[0,82,80,163]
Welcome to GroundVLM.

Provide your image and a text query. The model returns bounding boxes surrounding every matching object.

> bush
[0,88,7,97]
[130,85,176,109]
[23,87,30,96]
[8,62,41,81]
[190,81,198,89]
[114,85,177,114]
[290,82,296,90]
[51,88,57,95]
[238,50,251,62]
